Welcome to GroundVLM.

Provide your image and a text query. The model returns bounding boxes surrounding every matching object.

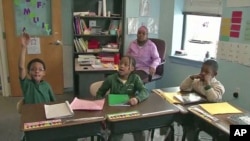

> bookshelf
[72,0,125,97]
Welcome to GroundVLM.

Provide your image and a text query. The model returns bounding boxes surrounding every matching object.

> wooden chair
[149,38,167,82]
[90,81,104,97]
[16,98,24,114]
[90,80,109,141]
[90,80,111,97]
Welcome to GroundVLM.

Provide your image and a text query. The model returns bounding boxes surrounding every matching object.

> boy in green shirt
[96,56,149,141]
[18,32,55,104]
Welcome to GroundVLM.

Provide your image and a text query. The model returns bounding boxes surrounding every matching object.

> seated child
[18,32,55,104]
[96,56,149,141]
[179,59,225,141]
[180,59,225,102]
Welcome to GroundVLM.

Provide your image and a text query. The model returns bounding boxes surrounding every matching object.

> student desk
[75,59,117,98]
[188,104,250,141]
[103,92,179,139]
[188,105,230,141]
[21,103,105,141]
[158,87,244,141]
[155,86,210,141]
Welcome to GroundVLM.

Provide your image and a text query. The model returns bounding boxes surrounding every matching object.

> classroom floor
[0,91,212,141]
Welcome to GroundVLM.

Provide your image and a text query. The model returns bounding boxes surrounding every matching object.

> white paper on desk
[44,101,74,119]
[70,97,105,110]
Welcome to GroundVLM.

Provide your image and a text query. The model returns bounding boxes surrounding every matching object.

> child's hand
[203,74,212,85]
[190,74,201,80]
[129,97,139,106]
[21,32,30,47]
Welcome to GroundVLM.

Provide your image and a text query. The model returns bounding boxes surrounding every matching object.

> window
[181,13,221,61]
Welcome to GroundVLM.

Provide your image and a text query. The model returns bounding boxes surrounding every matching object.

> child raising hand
[18,32,55,104]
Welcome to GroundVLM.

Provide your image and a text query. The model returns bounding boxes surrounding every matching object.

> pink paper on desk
[70,97,105,110]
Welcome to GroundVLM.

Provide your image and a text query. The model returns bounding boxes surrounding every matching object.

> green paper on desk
[108,94,130,106]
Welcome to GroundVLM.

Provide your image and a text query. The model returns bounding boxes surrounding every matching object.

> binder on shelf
[44,101,74,119]
[101,47,119,52]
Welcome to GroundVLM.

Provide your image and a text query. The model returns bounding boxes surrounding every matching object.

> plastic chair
[149,38,167,82]
[139,38,167,84]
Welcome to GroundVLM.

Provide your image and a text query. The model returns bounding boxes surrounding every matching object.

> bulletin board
[14,0,52,36]
[217,0,250,66]
[127,0,159,35]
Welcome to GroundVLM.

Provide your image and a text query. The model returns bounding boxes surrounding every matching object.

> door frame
[0,0,11,96]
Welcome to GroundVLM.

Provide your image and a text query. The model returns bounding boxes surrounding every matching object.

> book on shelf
[44,101,74,119]
[73,16,87,35]
[78,38,87,52]
[73,39,80,53]
[101,43,119,52]
[78,54,96,59]
[74,38,84,53]
[101,47,119,52]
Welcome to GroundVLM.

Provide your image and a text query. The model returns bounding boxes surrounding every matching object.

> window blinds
[184,0,222,15]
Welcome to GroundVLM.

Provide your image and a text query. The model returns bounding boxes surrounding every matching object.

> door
[2,0,63,96]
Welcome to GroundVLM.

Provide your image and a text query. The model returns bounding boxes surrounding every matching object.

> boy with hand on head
[96,56,149,141]
[179,59,225,141]
[180,59,225,102]
[19,32,55,104]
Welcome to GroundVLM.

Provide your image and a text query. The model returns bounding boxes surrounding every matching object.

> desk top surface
[21,92,179,129]
[21,103,105,131]
[104,92,179,122]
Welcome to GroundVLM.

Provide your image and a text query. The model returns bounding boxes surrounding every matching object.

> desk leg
[96,133,106,141]
[150,129,155,141]
[163,125,175,141]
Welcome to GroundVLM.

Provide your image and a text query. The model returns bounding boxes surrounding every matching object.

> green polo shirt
[96,73,149,102]
[20,78,56,104]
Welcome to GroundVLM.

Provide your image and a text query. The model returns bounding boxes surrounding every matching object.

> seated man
[126,26,161,83]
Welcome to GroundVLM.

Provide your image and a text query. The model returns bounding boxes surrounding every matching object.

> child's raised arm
[18,33,30,80]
